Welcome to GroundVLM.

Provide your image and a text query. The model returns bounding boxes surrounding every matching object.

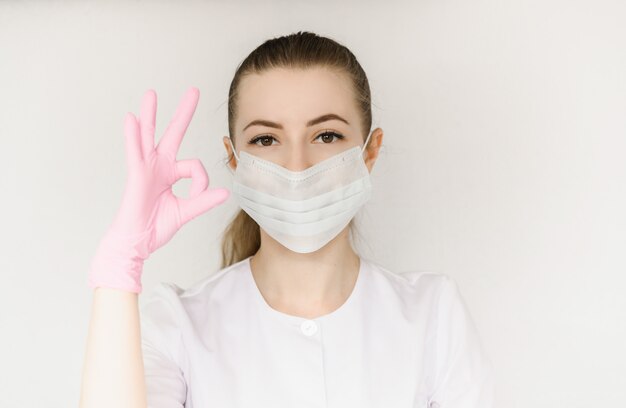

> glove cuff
[86,226,154,294]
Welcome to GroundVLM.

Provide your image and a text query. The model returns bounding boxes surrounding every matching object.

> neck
[249,226,360,319]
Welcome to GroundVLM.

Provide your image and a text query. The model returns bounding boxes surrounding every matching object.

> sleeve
[427,275,495,408]
[140,283,188,408]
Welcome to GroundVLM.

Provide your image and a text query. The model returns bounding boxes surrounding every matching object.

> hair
[220,31,374,269]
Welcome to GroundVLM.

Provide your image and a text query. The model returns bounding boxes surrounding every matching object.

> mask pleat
[236,181,371,224]
[233,176,370,213]
[243,188,372,236]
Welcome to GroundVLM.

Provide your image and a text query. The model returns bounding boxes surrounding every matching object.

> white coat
[140,255,495,407]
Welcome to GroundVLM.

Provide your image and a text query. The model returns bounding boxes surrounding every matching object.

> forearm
[79,288,147,408]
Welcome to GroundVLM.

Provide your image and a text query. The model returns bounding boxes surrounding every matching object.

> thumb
[177,187,230,225]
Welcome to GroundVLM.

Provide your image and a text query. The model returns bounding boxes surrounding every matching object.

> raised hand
[87,87,230,294]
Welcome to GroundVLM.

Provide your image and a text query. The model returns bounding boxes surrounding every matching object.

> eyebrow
[243,113,350,132]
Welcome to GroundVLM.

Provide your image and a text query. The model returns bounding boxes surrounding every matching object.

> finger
[124,112,142,168]
[177,187,230,225]
[175,159,208,198]
[139,89,156,157]
[156,86,200,160]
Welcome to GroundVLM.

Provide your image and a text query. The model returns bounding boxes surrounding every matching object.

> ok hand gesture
[87,87,230,294]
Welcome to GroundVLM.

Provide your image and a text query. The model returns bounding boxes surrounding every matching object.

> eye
[315,131,345,144]
[248,135,277,147]
[248,131,345,147]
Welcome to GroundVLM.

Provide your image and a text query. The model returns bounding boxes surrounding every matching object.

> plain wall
[1,0,624,406]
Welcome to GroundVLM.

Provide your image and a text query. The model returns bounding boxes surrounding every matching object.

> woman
[79,31,494,408]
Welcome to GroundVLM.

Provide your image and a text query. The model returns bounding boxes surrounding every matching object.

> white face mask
[226,133,373,253]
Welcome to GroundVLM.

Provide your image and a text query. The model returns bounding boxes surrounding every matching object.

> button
[300,319,318,336]
[429,401,440,408]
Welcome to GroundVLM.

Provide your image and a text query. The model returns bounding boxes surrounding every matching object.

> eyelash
[248,131,345,146]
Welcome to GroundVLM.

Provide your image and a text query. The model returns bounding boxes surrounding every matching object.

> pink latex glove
[87,87,230,294]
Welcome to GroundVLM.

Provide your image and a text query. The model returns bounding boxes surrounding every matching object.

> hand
[87,87,230,294]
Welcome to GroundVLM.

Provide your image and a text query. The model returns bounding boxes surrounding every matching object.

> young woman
[80,31,494,408]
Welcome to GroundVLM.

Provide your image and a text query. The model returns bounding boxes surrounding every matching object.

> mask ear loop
[228,137,240,161]
[361,131,373,156]
[226,136,239,175]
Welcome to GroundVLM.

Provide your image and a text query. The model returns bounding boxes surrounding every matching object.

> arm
[428,275,495,407]
[78,87,229,407]
[79,288,146,408]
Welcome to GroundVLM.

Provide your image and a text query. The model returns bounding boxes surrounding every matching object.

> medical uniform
[140,255,495,407]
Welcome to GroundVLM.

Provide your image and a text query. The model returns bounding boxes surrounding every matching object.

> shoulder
[362,256,454,301]
[140,258,250,332]
[360,257,478,330]
[149,257,249,296]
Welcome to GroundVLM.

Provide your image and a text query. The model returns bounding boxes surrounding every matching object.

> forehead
[236,67,357,130]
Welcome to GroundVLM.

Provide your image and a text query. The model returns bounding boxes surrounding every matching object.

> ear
[364,128,383,173]
[222,136,237,171]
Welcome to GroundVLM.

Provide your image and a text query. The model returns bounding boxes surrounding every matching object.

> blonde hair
[220,31,373,269]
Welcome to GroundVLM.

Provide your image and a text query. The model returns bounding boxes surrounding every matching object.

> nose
[283,147,313,172]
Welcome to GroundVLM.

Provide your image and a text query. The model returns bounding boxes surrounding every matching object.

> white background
[1,0,624,406]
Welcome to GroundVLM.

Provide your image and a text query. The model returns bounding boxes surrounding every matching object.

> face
[223,67,383,172]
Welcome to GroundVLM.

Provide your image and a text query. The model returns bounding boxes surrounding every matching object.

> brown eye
[249,135,277,147]
[315,131,345,144]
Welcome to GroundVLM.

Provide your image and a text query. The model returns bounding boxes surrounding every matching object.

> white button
[429,401,440,408]
[300,319,318,336]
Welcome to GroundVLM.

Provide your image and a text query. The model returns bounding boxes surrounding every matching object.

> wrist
[86,226,154,294]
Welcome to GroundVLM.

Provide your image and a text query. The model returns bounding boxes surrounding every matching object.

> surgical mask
[226,133,373,253]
